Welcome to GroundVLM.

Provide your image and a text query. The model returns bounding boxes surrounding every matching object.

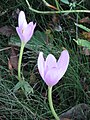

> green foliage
[75,23,90,32]
[74,23,90,49]
[60,0,69,5]
[13,80,33,95]
[74,39,90,49]
[9,30,60,55]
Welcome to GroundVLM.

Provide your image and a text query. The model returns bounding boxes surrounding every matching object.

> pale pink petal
[38,52,45,80]
[16,27,25,41]
[23,22,36,43]
[45,54,57,72]
[44,68,60,87]
[57,50,69,77]
[18,11,27,28]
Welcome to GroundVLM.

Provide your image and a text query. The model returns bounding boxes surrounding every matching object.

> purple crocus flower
[16,11,36,44]
[38,50,69,87]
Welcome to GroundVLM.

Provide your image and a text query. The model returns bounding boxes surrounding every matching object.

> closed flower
[38,50,69,87]
[16,11,36,44]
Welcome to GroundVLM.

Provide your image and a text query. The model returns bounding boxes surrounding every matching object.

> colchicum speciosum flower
[16,11,36,44]
[38,50,69,87]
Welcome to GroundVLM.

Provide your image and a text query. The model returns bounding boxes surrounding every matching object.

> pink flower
[16,11,36,44]
[38,50,69,87]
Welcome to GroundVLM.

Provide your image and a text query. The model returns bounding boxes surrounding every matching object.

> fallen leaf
[52,14,60,23]
[8,58,13,70]
[60,103,90,120]
[9,47,18,70]
[79,17,90,24]
[30,72,37,84]
[0,25,15,37]
[82,47,90,56]
[82,31,90,41]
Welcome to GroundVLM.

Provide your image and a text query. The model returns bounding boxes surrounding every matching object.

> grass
[0,0,90,119]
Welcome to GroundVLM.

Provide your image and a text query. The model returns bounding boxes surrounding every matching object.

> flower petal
[23,22,36,43]
[57,50,69,78]
[16,27,24,41]
[37,52,45,80]
[44,68,60,87]
[18,11,27,28]
[45,54,57,73]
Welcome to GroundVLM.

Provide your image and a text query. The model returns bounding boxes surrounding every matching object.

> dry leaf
[9,47,18,70]
[82,47,90,56]
[79,17,90,24]
[60,103,90,120]
[82,31,90,40]
[0,25,15,37]
[30,72,36,84]
[52,14,60,23]
[8,58,13,70]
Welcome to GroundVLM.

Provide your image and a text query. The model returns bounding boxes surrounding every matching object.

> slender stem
[48,86,60,120]
[18,42,25,81]
[55,0,60,10]
[25,0,90,14]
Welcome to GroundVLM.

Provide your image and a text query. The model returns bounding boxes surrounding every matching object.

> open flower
[38,50,69,87]
[16,11,36,44]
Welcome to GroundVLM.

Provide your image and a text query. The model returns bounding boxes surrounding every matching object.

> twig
[0,47,11,52]
[55,0,60,10]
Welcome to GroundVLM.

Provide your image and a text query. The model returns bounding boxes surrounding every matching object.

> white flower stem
[18,42,25,81]
[48,86,60,120]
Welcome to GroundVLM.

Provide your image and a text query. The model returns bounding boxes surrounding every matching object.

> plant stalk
[18,42,25,81]
[48,86,60,120]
